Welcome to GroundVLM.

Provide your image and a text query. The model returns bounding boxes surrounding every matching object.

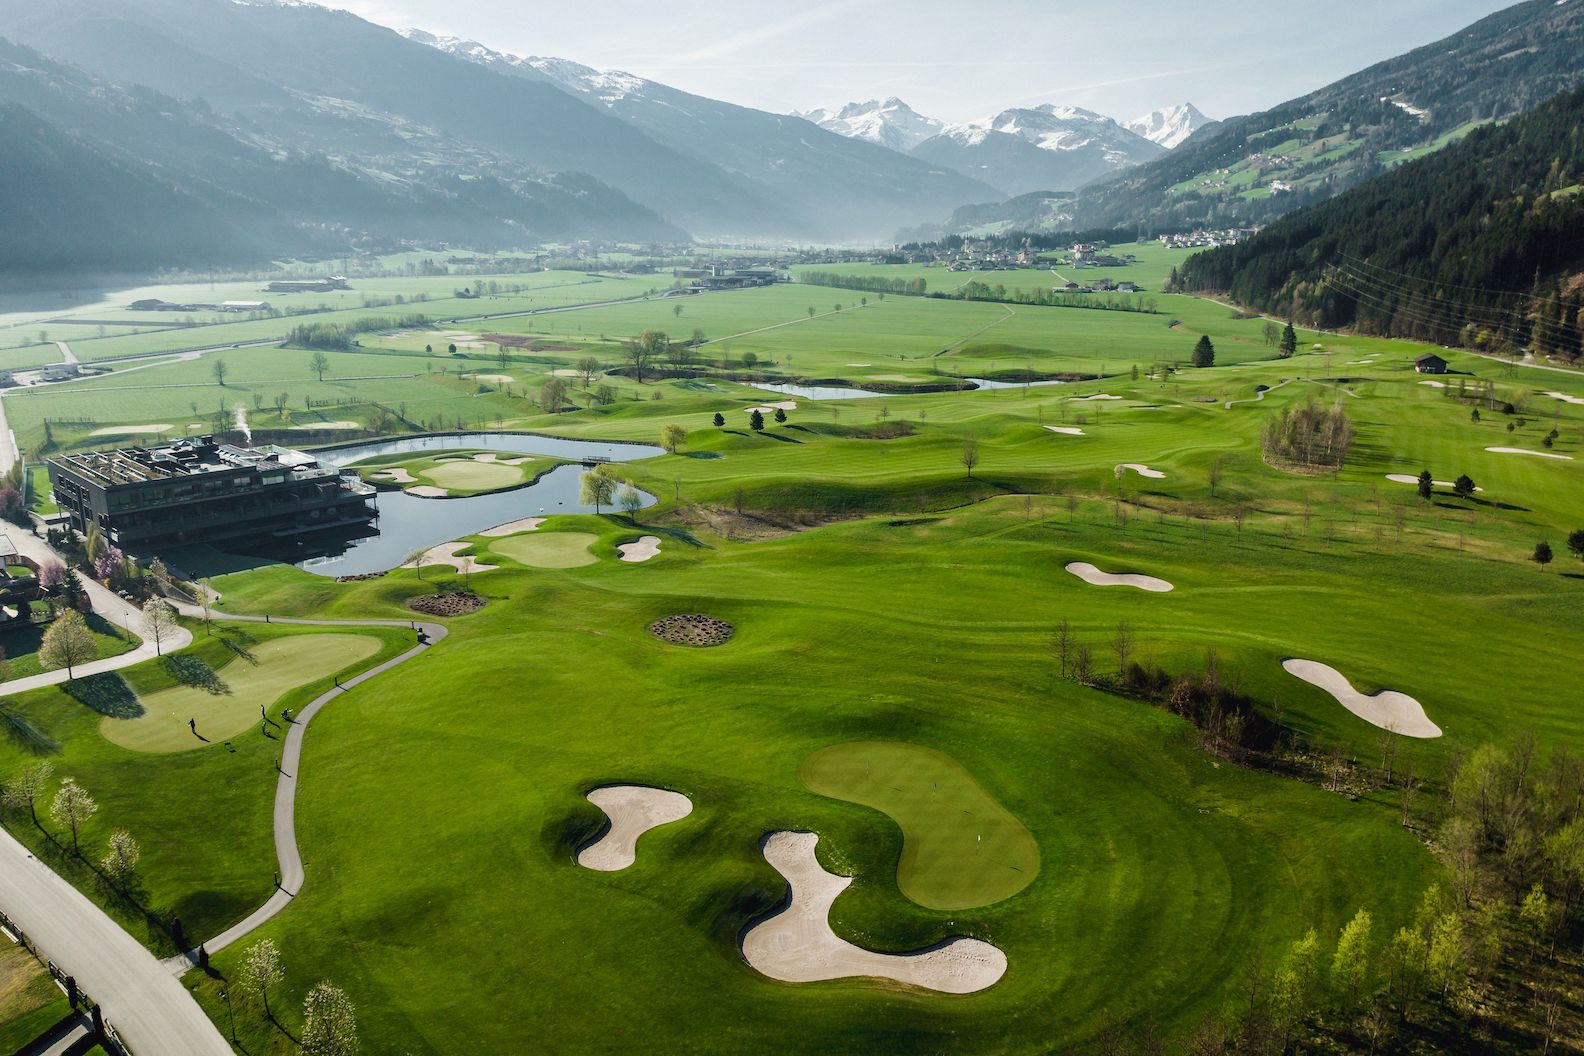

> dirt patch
[406,591,486,617]
[650,614,734,647]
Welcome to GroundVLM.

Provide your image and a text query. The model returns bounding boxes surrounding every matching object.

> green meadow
[3,253,1583,1052]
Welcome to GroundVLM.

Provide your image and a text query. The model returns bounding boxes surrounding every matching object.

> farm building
[47,437,376,553]
[1414,353,1449,374]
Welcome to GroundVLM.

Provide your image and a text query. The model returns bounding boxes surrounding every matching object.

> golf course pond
[299,432,662,577]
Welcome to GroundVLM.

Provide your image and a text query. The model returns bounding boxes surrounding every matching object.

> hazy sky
[335,0,1517,124]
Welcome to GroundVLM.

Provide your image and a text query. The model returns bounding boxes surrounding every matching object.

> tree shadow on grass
[162,654,230,695]
[0,704,59,754]
[63,673,143,719]
[756,432,801,443]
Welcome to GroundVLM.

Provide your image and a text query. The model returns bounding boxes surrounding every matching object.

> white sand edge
[1044,426,1085,436]
[746,401,798,414]
[479,518,544,537]
[406,541,496,574]
[1065,561,1173,593]
[577,786,693,871]
[409,485,450,498]
[1282,659,1441,738]
[90,424,172,436]
[1544,391,1584,406]
[617,536,662,563]
[1069,394,1121,402]
[1118,463,1165,479]
[741,831,1007,995]
[374,467,417,484]
[1485,447,1573,460]
[1384,474,1480,491]
[1418,380,1446,388]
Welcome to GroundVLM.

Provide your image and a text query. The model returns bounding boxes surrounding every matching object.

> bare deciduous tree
[141,598,179,656]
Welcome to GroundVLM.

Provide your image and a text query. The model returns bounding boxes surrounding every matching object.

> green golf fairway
[801,741,1040,909]
[100,635,382,753]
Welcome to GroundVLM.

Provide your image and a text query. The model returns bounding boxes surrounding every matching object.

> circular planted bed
[406,591,486,617]
[649,614,734,647]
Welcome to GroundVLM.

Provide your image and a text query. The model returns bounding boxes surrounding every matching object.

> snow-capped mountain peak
[401,29,648,104]
[794,98,943,153]
[1125,103,1211,150]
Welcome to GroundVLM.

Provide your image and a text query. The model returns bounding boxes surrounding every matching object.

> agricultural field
[2,262,1583,1054]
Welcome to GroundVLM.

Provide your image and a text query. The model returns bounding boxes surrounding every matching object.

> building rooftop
[51,437,332,488]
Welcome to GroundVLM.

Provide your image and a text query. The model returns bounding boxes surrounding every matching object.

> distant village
[1157,228,1262,249]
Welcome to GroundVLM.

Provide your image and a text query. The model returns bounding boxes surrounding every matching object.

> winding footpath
[161,605,448,968]
[0,526,446,1050]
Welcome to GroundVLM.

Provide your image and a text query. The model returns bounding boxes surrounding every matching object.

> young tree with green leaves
[1331,908,1373,1010]
[619,483,642,522]
[1279,321,1298,358]
[660,424,687,453]
[1191,335,1216,368]
[1567,528,1584,561]
[1534,540,1554,569]
[40,610,96,679]
[310,352,330,382]
[580,464,618,514]
[2,761,53,822]
[1453,474,1477,500]
[961,434,979,477]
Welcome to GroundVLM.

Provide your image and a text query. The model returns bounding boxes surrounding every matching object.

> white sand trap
[1118,463,1166,479]
[90,424,172,436]
[474,374,514,385]
[745,401,798,414]
[1543,391,1584,406]
[408,485,450,498]
[479,517,544,537]
[742,831,1007,995]
[1485,447,1573,460]
[846,363,871,367]
[1418,380,1446,388]
[1282,659,1441,738]
[1044,426,1085,436]
[577,785,693,871]
[406,541,496,574]
[471,453,530,464]
[617,536,662,563]
[1384,473,1480,491]
[552,368,583,377]
[375,468,417,484]
[1070,393,1122,401]
[1065,561,1173,593]
[289,421,359,430]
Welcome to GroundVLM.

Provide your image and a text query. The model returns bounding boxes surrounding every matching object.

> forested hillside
[1061,0,1584,233]
[1181,86,1584,363]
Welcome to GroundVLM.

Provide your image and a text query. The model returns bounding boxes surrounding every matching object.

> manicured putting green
[800,741,1040,910]
[421,461,522,491]
[489,532,598,568]
[99,634,383,753]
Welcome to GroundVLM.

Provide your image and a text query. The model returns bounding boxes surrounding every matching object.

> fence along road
[0,825,231,1055]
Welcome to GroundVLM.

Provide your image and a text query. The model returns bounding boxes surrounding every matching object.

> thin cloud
[670,2,857,64]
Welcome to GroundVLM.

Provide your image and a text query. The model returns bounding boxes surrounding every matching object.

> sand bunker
[1044,426,1085,436]
[617,536,662,563]
[473,374,514,386]
[407,542,496,574]
[1543,391,1584,406]
[746,401,797,414]
[1418,380,1446,388]
[552,368,583,377]
[577,785,693,871]
[1485,447,1573,460]
[90,424,172,436]
[479,517,544,537]
[374,468,417,484]
[409,485,450,497]
[473,453,531,465]
[1070,394,1122,402]
[1065,561,1173,593]
[1282,659,1441,738]
[741,831,1007,995]
[1118,463,1165,479]
[1384,474,1480,491]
